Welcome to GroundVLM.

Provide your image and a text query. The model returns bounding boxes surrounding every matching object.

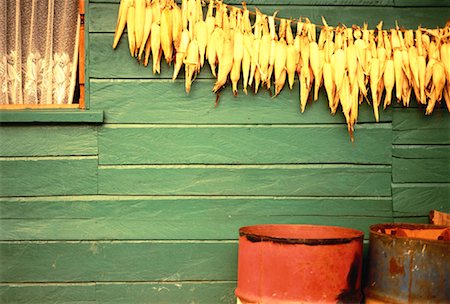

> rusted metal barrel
[365,223,450,303]
[235,224,364,303]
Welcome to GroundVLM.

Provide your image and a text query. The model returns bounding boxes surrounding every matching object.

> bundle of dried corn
[112,0,450,140]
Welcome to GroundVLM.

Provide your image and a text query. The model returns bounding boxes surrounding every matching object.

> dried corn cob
[113,0,131,49]
[185,38,200,93]
[138,0,152,61]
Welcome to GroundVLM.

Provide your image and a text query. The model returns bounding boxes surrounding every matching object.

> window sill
[0,109,104,123]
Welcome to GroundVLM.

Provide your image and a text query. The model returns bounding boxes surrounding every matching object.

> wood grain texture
[98,165,391,196]
[95,281,236,304]
[90,80,392,124]
[0,196,392,218]
[89,3,449,34]
[0,282,236,304]
[0,125,98,157]
[393,145,450,159]
[0,157,98,197]
[0,195,391,239]
[0,284,95,303]
[393,0,450,7]
[0,241,238,282]
[393,183,450,216]
[393,108,450,144]
[99,125,392,165]
[393,158,450,183]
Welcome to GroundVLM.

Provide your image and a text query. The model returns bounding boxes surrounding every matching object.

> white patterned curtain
[0,0,80,105]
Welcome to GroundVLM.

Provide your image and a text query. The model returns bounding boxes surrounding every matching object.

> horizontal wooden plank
[392,183,450,216]
[0,126,98,157]
[394,0,450,7]
[0,283,95,303]
[0,282,236,304]
[0,195,392,239]
[393,108,450,144]
[89,3,448,33]
[98,165,391,196]
[393,145,450,159]
[0,215,391,240]
[95,281,236,304]
[0,157,98,197]
[90,80,392,124]
[0,196,392,218]
[0,241,238,282]
[99,124,392,165]
[393,157,450,183]
[0,110,104,123]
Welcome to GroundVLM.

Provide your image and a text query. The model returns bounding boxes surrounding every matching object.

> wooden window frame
[0,0,86,110]
[0,0,102,123]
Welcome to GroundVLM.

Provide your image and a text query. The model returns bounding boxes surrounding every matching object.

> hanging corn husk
[112,0,450,140]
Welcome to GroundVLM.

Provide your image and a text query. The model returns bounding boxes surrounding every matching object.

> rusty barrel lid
[239,224,364,245]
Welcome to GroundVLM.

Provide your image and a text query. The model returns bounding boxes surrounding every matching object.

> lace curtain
[0,0,80,105]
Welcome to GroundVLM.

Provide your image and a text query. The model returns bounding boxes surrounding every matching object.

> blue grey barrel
[365,223,450,303]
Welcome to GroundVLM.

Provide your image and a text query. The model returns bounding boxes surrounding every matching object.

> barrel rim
[239,224,364,245]
[369,223,450,243]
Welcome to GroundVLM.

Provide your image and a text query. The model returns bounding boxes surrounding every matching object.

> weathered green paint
[393,0,450,7]
[393,108,450,144]
[0,126,97,157]
[0,196,392,218]
[0,282,236,304]
[393,145,450,159]
[96,282,236,304]
[0,241,238,282]
[98,165,391,196]
[99,125,392,165]
[0,284,96,304]
[90,80,392,124]
[0,110,104,123]
[392,183,450,216]
[393,158,450,183]
[0,157,98,196]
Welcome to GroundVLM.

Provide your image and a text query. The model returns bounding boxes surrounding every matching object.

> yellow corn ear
[393,49,403,102]
[418,55,427,104]
[249,38,260,87]
[127,1,136,56]
[242,33,253,94]
[274,38,287,96]
[151,22,161,74]
[172,2,182,50]
[309,41,320,101]
[184,38,199,93]
[173,29,190,80]
[160,6,173,64]
[134,0,146,53]
[286,44,297,90]
[231,29,244,95]
[138,0,152,61]
[370,58,380,121]
[383,59,395,109]
[323,62,335,111]
[213,35,234,93]
[195,21,208,67]
[113,0,131,49]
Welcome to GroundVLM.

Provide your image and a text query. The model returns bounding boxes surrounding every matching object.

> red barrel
[235,224,364,304]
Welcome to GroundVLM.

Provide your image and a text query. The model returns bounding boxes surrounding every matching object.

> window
[0,0,85,109]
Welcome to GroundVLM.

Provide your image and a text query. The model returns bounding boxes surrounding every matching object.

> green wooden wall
[1,0,449,303]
